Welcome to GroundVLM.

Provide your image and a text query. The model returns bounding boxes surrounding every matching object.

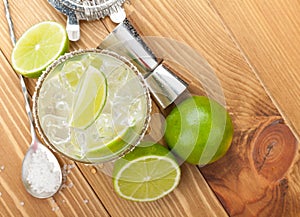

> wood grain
[1,0,300,216]
[78,162,228,217]
[209,0,300,141]
[121,1,299,216]
[207,1,300,216]
[202,116,298,217]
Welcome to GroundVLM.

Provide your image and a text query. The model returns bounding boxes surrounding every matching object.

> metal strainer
[48,0,127,41]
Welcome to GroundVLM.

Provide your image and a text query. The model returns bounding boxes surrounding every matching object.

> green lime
[113,143,181,202]
[70,66,107,129]
[59,59,85,91]
[84,126,136,161]
[12,21,69,78]
[59,53,103,91]
[164,96,233,165]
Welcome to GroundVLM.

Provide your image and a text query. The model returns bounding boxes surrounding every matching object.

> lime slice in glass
[59,53,103,91]
[73,112,136,161]
[70,66,107,129]
[11,21,69,78]
[84,126,135,161]
[113,143,181,202]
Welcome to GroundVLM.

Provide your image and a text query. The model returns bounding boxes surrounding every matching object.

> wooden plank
[206,1,300,216]
[0,50,109,216]
[121,1,299,216]
[79,162,228,217]
[209,0,300,141]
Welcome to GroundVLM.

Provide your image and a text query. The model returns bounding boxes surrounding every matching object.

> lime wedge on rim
[70,66,107,129]
[113,143,181,202]
[11,21,69,78]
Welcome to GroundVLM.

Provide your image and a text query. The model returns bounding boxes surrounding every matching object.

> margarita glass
[33,49,151,163]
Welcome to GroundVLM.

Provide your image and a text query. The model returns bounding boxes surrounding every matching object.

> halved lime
[113,143,181,202]
[70,66,107,129]
[12,21,69,78]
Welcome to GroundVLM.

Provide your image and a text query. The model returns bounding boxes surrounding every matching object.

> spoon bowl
[22,140,62,199]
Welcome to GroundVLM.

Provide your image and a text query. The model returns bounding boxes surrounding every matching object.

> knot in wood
[252,120,297,182]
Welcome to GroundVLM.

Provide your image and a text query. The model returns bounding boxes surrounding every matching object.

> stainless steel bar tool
[48,0,127,41]
[98,19,187,109]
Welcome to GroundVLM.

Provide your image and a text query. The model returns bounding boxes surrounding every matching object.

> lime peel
[164,96,233,165]
[85,127,136,161]
[11,21,69,78]
[70,66,107,129]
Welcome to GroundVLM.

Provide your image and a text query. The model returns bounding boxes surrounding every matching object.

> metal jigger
[98,19,187,109]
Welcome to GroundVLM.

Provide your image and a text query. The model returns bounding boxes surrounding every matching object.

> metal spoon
[3,0,62,198]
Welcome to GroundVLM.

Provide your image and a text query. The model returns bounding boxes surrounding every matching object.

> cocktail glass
[33,49,151,163]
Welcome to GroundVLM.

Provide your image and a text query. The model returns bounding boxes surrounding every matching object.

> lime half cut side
[12,21,69,78]
[70,66,107,129]
[113,143,181,202]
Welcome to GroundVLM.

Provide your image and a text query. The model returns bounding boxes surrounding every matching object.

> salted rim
[32,48,152,164]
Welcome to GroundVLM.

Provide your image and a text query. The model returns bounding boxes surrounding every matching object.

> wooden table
[1,0,299,216]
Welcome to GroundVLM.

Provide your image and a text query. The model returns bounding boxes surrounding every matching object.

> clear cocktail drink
[33,49,151,163]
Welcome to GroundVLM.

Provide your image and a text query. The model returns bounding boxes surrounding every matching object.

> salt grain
[0,192,2,197]
[25,149,61,194]
[68,164,75,169]
[52,206,60,212]
[62,163,76,182]
[83,199,89,204]
[20,201,25,206]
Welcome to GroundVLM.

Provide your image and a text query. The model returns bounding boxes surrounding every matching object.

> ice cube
[73,129,86,149]
[39,77,62,99]
[54,101,70,117]
[41,114,70,145]
[59,60,85,91]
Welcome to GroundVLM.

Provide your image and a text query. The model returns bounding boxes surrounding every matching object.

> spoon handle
[3,0,37,144]
[3,0,16,46]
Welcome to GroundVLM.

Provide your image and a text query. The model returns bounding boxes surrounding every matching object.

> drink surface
[34,50,150,163]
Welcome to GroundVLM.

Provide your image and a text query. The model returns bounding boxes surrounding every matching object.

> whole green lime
[164,96,233,165]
